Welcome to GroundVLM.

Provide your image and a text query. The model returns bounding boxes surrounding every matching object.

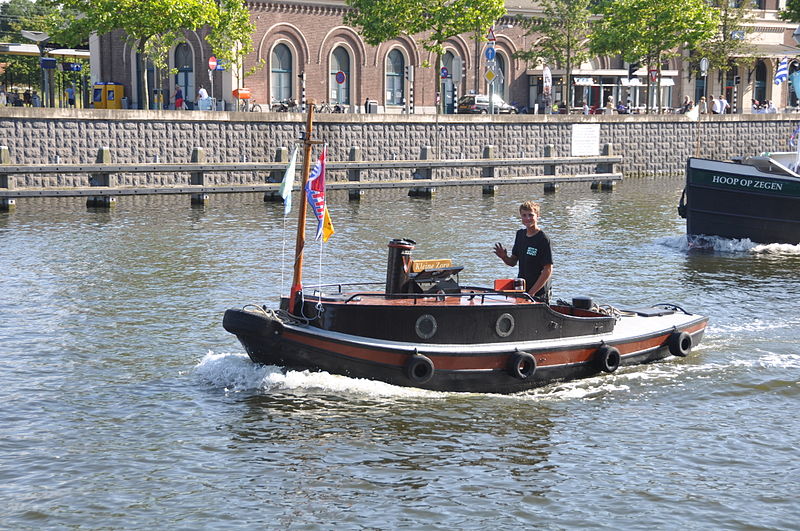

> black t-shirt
[512,229,553,299]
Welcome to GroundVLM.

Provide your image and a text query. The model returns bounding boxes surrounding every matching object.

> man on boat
[493,201,553,302]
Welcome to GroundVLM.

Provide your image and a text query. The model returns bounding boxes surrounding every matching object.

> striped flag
[278,146,298,216]
[775,57,789,85]
[305,145,335,242]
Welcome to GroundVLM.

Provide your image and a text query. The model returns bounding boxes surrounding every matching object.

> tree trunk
[138,39,150,111]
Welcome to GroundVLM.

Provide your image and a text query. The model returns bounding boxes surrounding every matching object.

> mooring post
[409,145,435,198]
[481,144,497,195]
[543,144,559,193]
[348,146,363,201]
[592,143,617,191]
[189,147,209,205]
[0,145,14,212]
[264,146,289,202]
[87,146,116,208]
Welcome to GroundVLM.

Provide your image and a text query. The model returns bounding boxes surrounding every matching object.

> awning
[0,43,90,58]
[732,43,800,58]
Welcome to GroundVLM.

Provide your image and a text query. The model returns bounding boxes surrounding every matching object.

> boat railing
[306,284,537,304]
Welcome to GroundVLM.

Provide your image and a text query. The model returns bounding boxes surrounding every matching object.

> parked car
[457,94,518,114]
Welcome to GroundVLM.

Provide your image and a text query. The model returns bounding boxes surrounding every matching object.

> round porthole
[415,314,438,340]
[495,313,515,338]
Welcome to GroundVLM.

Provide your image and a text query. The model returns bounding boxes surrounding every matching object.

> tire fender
[596,345,621,373]
[508,351,537,379]
[668,331,692,357]
[406,354,435,384]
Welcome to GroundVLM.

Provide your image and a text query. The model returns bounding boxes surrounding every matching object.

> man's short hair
[520,200,540,216]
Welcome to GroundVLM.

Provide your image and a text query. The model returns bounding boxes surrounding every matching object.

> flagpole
[289,103,317,313]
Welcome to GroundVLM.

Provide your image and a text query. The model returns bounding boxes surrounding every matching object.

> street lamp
[21,30,50,107]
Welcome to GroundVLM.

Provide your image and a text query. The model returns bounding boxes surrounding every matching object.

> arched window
[496,53,506,99]
[754,60,767,104]
[174,43,194,106]
[330,46,350,105]
[386,49,404,106]
[271,44,293,101]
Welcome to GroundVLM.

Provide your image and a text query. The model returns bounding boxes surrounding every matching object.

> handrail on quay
[0,143,623,209]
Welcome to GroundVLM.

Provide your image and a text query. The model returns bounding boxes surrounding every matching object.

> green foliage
[345,0,505,112]
[590,0,719,110]
[780,0,800,22]
[690,0,755,74]
[346,0,506,56]
[45,0,255,107]
[513,0,593,101]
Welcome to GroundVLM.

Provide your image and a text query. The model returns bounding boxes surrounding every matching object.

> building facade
[89,0,800,113]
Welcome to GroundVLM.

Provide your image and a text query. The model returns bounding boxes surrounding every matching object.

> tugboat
[681,152,800,244]
[223,108,708,394]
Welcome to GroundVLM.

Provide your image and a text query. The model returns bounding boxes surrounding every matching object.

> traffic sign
[336,71,346,84]
[208,56,217,70]
[487,27,496,42]
[484,69,496,83]
[441,66,449,79]
[485,46,496,61]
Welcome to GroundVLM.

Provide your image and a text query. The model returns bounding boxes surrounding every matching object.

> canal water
[2,177,799,529]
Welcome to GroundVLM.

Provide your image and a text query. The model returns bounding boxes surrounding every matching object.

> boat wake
[658,235,800,255]
[194,351,442,398]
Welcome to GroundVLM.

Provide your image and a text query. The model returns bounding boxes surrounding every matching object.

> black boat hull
[223,307,708,394]
[683,157,800,244]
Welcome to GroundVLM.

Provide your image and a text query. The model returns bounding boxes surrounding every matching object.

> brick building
[89,0,800,113]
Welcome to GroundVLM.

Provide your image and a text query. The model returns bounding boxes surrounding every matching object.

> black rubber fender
[406,354,435,384]
[596,345,621,373]
[508,351,537,379]
[668,331,692,357]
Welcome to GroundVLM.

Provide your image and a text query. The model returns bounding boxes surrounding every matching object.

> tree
[345,0,507,112]
[0,0,55,92]
[688,0,754,83]
[590,0,720,112]
[513,0,593,108]
[780,0,800,22]
[46,0,254,109]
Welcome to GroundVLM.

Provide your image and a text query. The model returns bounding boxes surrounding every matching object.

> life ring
[508,351,536,379]
[406,354,435,384]
[596,345,621,373]
[668,331,692,357]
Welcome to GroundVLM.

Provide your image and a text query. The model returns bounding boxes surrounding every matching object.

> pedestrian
[493,200,553,303]
[0,90,6,107]
[23,89,31,106]
[174,86,184,110]
[198,85,208,100]
[66,84,76,107]
[711,95,721,114]
[698,96,707,114]
[719,94,730,114]
[605,96,614,114]
[582,101,590,115]
[767,100,777,113]
[31,92,41,107]
[681,95,693,113]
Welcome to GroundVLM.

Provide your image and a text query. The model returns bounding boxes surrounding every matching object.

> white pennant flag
[278,146,298,216]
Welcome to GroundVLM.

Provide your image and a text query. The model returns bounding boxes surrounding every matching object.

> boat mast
[289,104,318,313]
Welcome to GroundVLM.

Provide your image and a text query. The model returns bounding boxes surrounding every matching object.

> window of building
[330,46,350,105]
[271,44,293,101]
[386,49,404,105]
[754,60,767,104]
[496,53,506,99]
[174,43,194,107]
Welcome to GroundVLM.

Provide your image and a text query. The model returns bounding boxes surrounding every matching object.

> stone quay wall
[1,107,799,189]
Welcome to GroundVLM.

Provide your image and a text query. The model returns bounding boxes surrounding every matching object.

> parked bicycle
[271,98,300,112]
[316,101,344,113]
[239,98,262,112]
